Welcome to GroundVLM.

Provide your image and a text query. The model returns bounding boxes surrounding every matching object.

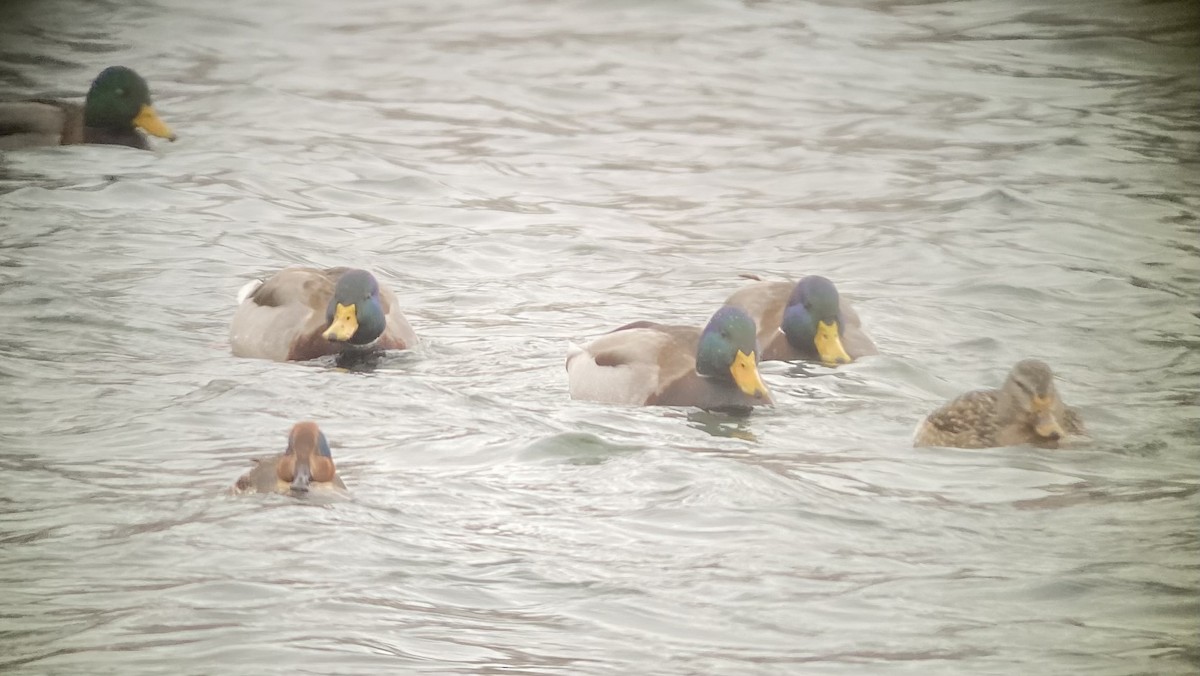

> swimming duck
[233,421,347,495]
[566,306,773,411]
[723,275,877,365]
[230,267,417,362]
[0,66,176,150]
[913,359,1085,449]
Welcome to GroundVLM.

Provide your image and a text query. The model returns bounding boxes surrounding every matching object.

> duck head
[997,359,1067,443]
[781,275,852,366]
[276,421,337,492]
[85,66,176,141]
[696,306,772,402]
[322,269,387,346]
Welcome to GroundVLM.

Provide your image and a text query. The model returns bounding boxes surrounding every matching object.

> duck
[230,267,417,362]
[913,359,1085,449]
[723,275,877,366]
[233,421,347,495]
[0,66,176,150]
[566,306,773,411]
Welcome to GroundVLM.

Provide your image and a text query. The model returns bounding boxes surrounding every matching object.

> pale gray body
[0,101,85,149]
[566,321,771,409]
[229,267,417,362]
[567,325,698,405]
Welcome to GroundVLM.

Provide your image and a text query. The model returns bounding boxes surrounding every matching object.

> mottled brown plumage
[914,359,1085,449]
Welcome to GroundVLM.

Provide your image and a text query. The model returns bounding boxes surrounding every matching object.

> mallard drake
[0,66,175,150]
[723,275,877,365]
[566,306,773,411]
[233,421,347,495]
[230,267,417,362]
[914,359,1085,449]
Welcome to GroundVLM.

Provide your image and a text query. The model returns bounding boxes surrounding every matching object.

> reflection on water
[685,410,760,442]
[1,0,1198,674]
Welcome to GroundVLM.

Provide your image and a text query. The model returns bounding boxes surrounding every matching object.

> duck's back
[0,100,82,149]
[233,456,348,495]
[913,389,1001,448]
[230,268,334,361]
[233,457,287,494]
[724,281,792,343]
[567,323,698,405]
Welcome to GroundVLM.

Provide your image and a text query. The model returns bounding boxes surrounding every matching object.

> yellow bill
[730,350,770,400]
[323,303,359,342]
[1031,395,1065,439]
[133,104,177,141]
[814,320,851,366]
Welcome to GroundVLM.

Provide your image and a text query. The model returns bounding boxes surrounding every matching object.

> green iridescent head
[697,306,769,400]
[84,66,175,140]
[322,270,387,345]
[780,276,851,366]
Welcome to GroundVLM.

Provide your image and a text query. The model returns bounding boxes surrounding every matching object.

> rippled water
[2,0,1198,673]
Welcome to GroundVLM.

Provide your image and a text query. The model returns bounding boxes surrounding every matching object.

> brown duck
[914,359,1085,449]
[233,421,348,495]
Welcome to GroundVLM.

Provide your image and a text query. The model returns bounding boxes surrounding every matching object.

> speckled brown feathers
[914,360,1085,449]
[914,389,1005,449]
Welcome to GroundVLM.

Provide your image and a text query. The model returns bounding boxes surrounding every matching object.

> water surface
[1,0,1198,674]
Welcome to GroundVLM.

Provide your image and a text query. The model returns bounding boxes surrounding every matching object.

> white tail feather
[236,279,263,305]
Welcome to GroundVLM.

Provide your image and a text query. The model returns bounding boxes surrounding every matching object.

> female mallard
[914,359,1085,449]
[230,267,417,362]
[233,421,347,495]
[0,66,176,150]
[566,306,773,410]
[723,275,877,365]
